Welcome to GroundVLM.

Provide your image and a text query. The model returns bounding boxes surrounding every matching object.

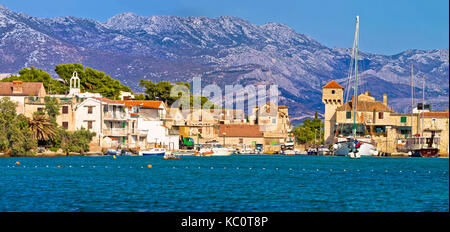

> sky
[1,0,448,55]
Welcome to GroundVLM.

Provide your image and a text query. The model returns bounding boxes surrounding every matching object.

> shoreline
[0,152,448,158]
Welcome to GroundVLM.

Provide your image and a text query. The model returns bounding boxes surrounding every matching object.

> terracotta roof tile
[218,124,263,138]
[115,100,164,109]
[0,82,45,96]
[423,112,449,117]
[322,80,344,89]
[336,100,394,112]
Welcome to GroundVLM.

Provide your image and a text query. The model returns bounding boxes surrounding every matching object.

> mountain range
[0,4,448,122]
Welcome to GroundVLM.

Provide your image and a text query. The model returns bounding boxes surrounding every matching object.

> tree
[1,67,66,94]
[0,97,37,156]
[60,128,96,155]
[55,63,131,99]
[3,64,133,99]
[139,80,215,109]
[44,96,61,123]
[27,114,58,143]
[293,112,324,145]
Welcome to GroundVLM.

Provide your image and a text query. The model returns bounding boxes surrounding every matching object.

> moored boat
[139,148,166,156]
[282,150,296,155]
[163,152,182,160]
[105,149,119,156]
[405,136,440,157]
[211,146,234,156]
[195,148,213,156]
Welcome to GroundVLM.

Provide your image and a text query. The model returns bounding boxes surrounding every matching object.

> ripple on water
[0,155,448,212]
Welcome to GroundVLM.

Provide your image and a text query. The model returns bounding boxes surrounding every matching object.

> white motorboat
[333,138,378,157]
[211,146,234,156]
[282,150,296,155]
[239,146,255,154]
[139,148,166,156]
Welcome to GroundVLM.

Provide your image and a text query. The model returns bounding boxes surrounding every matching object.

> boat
[211,146,234,156]
[317,146,330,156]
[105,149,120,155]
[282,150,296,155]
[402,74,440,158]
[173,151,196,156]
[404,135,440,157]
[330,16,379,158]
[195,147,213,156]
[163,152,182,160]
[105,149,133,156]
[239,146,255,154]
[307,148,318,155]
[138,148,166,156]
[333,137,378,157]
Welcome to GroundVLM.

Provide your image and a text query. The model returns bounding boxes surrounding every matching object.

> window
[87,121,93,130]
[62,122,68,129]
[378,112,384,119]
[346,111,352,119]
[88,106,93,114]
[239,138,244,144]
[400,116,407,123]
[432,118,436,127]
[331,90,335,94]
[62,106,68,114]
[37,107,44,112]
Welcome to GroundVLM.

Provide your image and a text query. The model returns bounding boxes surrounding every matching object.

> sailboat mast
[422,74,425,136]
[410,64,414,136]
[353,16,360,137]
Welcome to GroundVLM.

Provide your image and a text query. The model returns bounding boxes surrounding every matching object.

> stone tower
[322,80,344,144]
[69,71,81,96]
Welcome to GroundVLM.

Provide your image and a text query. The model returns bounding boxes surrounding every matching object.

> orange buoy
[147,164,152,169]
[15,161,20,165]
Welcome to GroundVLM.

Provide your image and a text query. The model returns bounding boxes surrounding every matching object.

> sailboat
[403,73,440,157]
[332,16,378,158]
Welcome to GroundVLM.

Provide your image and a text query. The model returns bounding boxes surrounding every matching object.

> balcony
[103,128,127,136]
[104,112,127,120]
[137,129,149,135]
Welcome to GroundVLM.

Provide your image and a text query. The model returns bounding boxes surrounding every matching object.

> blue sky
[1,0,448,55]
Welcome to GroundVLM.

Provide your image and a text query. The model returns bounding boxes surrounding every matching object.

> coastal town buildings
[0,81,46,114]
[0,71,292,153]
[322,80,449,155]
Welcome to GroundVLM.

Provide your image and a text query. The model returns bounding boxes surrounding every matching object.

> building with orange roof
[0,81,46,114]
[323,80,449,155]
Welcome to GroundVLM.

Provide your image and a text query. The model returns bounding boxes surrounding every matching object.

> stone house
[0,81,46,114]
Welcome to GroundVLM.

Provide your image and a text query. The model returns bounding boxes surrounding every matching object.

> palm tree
[27,114,57,142]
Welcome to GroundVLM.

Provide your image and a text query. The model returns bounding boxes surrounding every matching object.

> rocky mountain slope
[0,4,448,121]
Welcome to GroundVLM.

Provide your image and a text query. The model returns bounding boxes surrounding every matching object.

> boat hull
[140,152,165,156]
[413,148,439,158]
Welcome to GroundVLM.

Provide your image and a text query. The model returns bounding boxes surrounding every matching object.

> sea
[0,155,448,212]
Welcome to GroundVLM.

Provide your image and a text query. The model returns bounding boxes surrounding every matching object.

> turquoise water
[0,155,448,212]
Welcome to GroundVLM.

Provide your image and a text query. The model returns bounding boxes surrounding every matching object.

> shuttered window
[346,112,352,119]
[400,116,407,123]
